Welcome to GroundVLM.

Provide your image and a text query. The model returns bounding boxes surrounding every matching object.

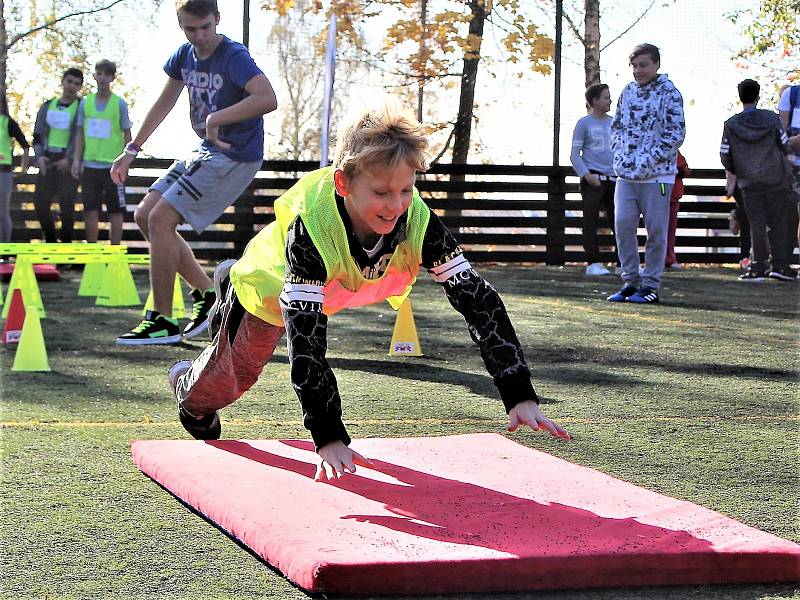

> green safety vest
[0,115,11,166]
[46,98,78,150]
[82,93,124,163]
[231,166,431,326]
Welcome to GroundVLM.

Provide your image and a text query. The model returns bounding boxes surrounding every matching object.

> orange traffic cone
[1,288,25,345]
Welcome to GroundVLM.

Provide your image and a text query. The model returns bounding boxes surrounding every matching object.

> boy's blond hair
[95,59,116,76]
[333,105,430,179]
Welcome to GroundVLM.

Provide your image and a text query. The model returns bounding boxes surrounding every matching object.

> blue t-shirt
[164,35,264,162]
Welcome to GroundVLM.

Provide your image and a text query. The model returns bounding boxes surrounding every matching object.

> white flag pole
[320,14,337,167]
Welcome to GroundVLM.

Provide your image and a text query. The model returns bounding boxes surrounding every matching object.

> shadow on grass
[535,343,797,382]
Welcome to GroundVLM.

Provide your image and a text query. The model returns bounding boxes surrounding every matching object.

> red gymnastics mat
[0,263,60,281]
[131,434,800,595]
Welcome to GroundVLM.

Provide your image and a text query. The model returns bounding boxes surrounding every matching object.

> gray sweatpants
[614,179,672,289]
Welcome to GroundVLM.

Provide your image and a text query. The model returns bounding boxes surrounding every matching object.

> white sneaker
[668,263,683,270]
[585,262,611,276]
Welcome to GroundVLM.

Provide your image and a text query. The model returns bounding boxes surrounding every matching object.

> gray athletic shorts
[150,149,261,233]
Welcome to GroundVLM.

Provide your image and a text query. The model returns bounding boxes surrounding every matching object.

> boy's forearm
[207,92,277,129]
[73,130,84,163]
[32,104,47,157]
[281,302,351,451]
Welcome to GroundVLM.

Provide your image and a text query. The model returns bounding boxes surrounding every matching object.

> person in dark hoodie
[607,43,685,304]
[720,78,796,282]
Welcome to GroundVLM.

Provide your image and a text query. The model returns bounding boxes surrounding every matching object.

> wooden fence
[10,158,742,264]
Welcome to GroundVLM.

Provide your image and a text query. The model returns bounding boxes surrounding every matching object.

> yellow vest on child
[82,93,124,164]
[231,167,430,326]
[45,98,78,150]
[0,116,11,166]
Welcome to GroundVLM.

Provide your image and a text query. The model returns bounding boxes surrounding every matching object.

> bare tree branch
[6,0,127,50]
[600,0,656,52]
[533,0,585,44]
[431,125,455,165]
[561,9,585,44]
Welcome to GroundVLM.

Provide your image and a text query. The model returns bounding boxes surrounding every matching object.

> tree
[267,0,554,165]
[385,0,554,165]
[1,0,126,95]
[2,0,160,133]
[547,0,659,88]
[728,0,800,76]
[267,0,327,160]
[264,0,370,161]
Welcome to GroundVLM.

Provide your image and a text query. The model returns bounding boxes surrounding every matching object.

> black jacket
[720,108,791,190]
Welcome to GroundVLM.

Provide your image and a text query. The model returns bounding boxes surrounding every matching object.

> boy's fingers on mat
[352,451,375,469]
[315,460,340,482]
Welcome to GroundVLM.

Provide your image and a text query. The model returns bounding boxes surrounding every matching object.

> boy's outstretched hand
[315,440,376,482]
[508,400,571,440]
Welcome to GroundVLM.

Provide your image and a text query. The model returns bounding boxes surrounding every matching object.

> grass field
[1,263,798,600]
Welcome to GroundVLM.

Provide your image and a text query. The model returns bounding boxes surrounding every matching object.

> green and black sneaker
[117,310,182,345]
[183,288,216,340]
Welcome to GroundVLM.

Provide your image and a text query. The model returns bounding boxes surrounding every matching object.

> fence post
[546,166,566,265]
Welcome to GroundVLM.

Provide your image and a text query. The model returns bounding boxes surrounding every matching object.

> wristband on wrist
[124,142,141,157]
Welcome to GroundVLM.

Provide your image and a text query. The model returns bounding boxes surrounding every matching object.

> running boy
[111,0,277,344]
[169,106,571,482]
[72,59,131,244]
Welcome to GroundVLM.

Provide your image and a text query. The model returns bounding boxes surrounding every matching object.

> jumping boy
[111,0,277,344]
[32,67,83,243]
[608,43,685,304]
[168,106,571,482]
[72,59,131,244]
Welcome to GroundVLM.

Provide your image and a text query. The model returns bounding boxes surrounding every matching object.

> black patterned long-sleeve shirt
[279,194,537,450]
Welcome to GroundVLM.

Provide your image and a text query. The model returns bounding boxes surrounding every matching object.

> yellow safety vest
[0,116,11,166]
[231,166,430,325]
[82,93,124,163]
[46,98,78,150]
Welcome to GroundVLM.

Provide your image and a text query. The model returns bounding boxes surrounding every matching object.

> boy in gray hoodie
[608,43,685,304]
[720,79,795,281]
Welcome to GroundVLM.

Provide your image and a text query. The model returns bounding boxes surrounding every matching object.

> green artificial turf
[1,264,798,599]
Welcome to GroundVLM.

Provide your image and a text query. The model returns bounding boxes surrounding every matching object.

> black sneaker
[183,288,216,340]
[768,267,798,282]
[738,268,767,282]
[117,311,182,345]
[626,286,659,304]
[168,360,221,440]
[607,285,638,302]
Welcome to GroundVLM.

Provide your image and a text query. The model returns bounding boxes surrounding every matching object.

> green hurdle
[1,243,129,312]
[1,248,149,317]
